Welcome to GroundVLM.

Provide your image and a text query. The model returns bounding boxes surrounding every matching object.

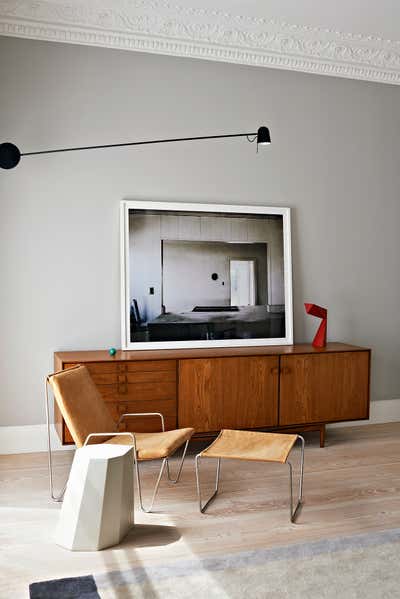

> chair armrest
[83,432,136,446]
[117,412,165,432]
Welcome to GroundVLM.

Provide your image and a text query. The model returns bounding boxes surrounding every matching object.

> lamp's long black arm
[20,132,258,157]
[0,126,270,169]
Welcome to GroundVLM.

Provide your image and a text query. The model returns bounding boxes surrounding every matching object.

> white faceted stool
[55,444,134,551]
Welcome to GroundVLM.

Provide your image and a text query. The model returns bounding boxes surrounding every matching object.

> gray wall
[163,241,269,312]
[0,35,399,426]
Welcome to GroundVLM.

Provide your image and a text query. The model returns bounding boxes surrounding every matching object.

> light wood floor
[1,423,400,597]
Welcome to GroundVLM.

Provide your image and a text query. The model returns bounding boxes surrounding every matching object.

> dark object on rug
[29,575,100,599]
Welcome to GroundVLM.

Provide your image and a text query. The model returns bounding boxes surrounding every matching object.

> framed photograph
[120,201,293,350]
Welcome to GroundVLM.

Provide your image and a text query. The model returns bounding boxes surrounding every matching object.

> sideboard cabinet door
[279,351,370,425]
[178,356,279,432]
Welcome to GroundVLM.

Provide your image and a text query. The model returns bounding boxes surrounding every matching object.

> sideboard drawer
[64,362,118,374]
[110,400,177,432]
[97,381,177,402]
[64,360,176,373]
[64,361,176,385]
[83,370,177,387]
[125,360,176,373]
[125,370,176,384]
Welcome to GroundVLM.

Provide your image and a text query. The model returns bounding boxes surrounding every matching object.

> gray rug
[30,528,400,598]
[29,574,100,598]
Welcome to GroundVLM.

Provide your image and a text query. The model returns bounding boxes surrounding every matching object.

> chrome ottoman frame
[195,432,305,522]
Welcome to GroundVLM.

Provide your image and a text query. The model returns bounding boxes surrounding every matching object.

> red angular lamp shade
[304,303,327,348]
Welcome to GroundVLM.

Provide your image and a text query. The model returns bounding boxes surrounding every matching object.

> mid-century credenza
[54,342,370,448]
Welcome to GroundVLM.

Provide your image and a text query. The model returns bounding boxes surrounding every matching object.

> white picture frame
[120,200,293,350]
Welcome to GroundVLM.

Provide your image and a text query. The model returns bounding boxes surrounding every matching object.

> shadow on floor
[118,524,181,549]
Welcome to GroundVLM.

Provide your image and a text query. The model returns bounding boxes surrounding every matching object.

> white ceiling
[178,0,400,40]
[1,0,400,85]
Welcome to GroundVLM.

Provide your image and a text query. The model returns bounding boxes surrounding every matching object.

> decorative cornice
[1,0,400,85]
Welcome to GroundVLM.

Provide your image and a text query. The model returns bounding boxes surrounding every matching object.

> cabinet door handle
[281,367,291,375]
[118,373,128,395]
[270,367,279,375]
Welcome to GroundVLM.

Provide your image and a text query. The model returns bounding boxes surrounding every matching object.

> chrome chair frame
[195,435,305,522]
[45,374,73,502]
[45,376,189,511]
[117,412,190,513]
[195,456,221,513]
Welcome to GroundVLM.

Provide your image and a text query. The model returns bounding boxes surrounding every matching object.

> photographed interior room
[128,208,286,343]
[1,2,400,598]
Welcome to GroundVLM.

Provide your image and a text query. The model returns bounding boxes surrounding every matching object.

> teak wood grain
[178,356,279,432]
[279,351,370,425]
[97,382,177,402]
[54,343,370,446]
[54,342,367,365]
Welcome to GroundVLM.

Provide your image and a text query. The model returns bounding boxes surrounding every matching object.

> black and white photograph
[121,201,293,349]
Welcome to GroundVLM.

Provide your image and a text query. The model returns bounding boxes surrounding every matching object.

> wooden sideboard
[54,342,371,447]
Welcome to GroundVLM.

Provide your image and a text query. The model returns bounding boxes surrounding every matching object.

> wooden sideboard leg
[320,424,326,448]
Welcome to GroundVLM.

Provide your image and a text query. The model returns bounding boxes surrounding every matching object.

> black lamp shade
[0,143,21,169]
[257,127,271,145]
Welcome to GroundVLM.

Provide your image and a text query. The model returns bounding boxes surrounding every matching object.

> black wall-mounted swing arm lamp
[0,126,271,170]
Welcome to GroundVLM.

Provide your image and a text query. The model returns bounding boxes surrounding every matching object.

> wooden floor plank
[1,423,400,597]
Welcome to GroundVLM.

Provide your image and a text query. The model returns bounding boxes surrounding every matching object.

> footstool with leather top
[195,429,305,522]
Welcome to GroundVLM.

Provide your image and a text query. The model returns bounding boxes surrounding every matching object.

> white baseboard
[328,398,400,429]
[1,399,400,454]
[0,424,75,455]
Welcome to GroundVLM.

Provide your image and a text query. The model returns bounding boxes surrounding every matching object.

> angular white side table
[55,444,134,551]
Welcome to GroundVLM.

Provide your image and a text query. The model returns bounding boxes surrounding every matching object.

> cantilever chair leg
[45,378,70,502]
[287,435,305,523]
[166,439,190,484]
[134,457,167,513]
[195,454,221,513]
[134,439,191,512]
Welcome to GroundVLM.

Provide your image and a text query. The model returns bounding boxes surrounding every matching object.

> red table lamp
[304,303,327,348]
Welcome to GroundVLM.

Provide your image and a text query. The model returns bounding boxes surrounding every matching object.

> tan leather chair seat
[104,428,194,461]
[200,429,298,464]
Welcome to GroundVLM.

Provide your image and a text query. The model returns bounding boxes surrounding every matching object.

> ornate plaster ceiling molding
[1,0,400,85]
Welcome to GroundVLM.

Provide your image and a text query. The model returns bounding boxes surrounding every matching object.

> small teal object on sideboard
[108,348,117,356]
